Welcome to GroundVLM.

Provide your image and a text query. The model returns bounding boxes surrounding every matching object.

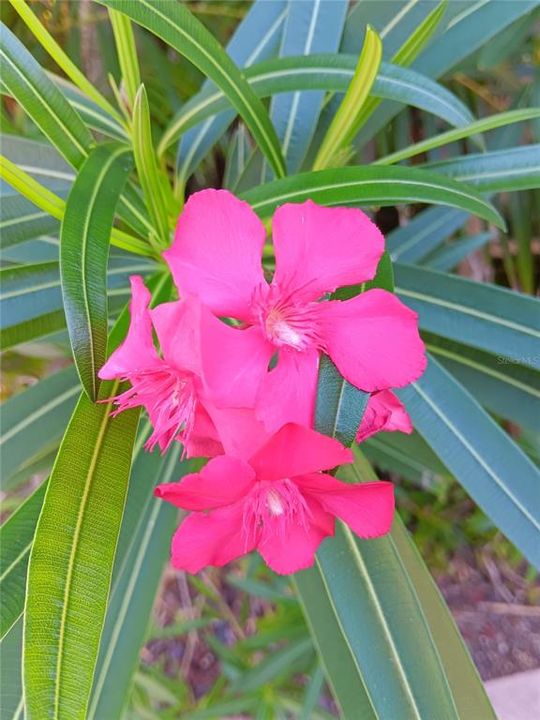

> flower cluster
[100,190,426,574]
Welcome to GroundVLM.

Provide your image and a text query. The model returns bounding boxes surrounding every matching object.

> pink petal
[321,289,427,392]
[255,349,318,434]
[204,405,271,461]
[170,503,256,573]
[298,473,395,538]
[99,276,159,379]
[272,201,384,301]
[249,423,353,482]
[154,455,255,511]
[150,296,202,375]
[199,310,273,408]
[164,189,267,321]
[183,404,223,459]
[356,390,413,443]
[258,497,333,574]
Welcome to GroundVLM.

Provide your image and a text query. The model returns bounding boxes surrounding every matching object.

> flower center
[110,366,197,453]
[242,479,311,546]
[253,284,324,352]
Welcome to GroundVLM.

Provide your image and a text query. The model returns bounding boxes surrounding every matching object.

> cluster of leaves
[1,1,539,718]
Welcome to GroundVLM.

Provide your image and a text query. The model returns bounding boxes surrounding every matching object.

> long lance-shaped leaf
[0,31,151,239]
[423,144,540,192]
[264,0,348,178]
[0,482,47,640]
[0,135,75,188]
[294,454,492,718]
[0,258,153,334]
[0,23,93,168]
[0,193,60,248]
[132,86,171,247]
[0,620,24,720]
[108,7,141,109]
[351,0,539,148]
[49,73,128,141]
[89,447,187,719]
[394,263,540,370]
[313,26,382,170]
[241,165,504,228]
[23,320,142,719]
[159,55,475,155]
[61,143,135,400]
[7,0,125,126]
[423,333,540,433]
[349,0,448,137]
[97,0,286,179]
[397,355,540,568]
[376,108,540,166]
[387,206,470,264]
[294,255,494,718]
[422,232,492,272]
[175,0,287,180]
[0,154,153,258]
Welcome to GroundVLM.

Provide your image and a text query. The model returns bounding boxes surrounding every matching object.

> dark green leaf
[98,0,286,179]
[0,482,47,639]
[394,263,540,370]
[397,355,540,567]
[61,142,133,400]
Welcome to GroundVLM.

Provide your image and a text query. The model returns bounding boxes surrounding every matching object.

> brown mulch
[437,550,540,681]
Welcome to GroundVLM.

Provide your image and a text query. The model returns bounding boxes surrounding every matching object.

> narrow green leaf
[0,620,24,720]
[0,258,153,332]
[108,7,141,108]
[175,0,286,181]
[315,356,369,447]
[0,308,67,350]
[0,23,93,168]
[0,482,47,640]
[424,333,540,433]
[132,85,171,247]
[160,55,475,156]
[295,446,495,719]
[392,0,447,67]
[376,108,540,166]
[0,154,152,257]
[264,0,347,176]
[1,135,75,188]
[89,448,185,720]
[394,263,540,370]
[0,367,80,490]
[423,145,540,192]
[23,381,141,719]
[98,0,286,179]
[61,143,134,400]
[49,73,128,141]
[8,0,124,126]
[241,165,505,228]
[348,0,449,145]
[0,193,60,248]
[398,355,540,568]
[386,206,469,264]
[422,232,492,272]
[313,26,382,170]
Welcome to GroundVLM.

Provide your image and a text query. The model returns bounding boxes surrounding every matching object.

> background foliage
[1,1,539,718]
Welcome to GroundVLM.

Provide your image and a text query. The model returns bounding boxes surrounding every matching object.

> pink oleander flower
[99,276,223,457]
[155,423,395,575]
[356,390,413,443]
[164,190,426,433]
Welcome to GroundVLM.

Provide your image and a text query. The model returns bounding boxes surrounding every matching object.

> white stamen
[266,489,285,516]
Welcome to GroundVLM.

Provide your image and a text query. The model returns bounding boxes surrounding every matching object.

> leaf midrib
[53,384,119,718]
